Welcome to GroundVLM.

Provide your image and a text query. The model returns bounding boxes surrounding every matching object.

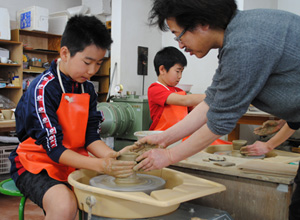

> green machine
[97,94,151,151]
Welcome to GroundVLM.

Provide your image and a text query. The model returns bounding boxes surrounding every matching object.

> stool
[0,178,27,220]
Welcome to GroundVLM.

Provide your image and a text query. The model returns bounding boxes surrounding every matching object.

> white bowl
[176,84,193,92]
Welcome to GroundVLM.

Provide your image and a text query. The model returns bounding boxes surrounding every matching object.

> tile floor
[0,193,44,220]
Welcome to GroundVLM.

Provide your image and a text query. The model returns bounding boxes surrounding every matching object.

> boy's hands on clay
[100,153,136,178]
[100,158,135,178]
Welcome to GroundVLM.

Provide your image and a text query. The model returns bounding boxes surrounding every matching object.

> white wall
[111,0,161,96]
[278,0,300,15]
[0,0,81,22]
[244,0,278,10]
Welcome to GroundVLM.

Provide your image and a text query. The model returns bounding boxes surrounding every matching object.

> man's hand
[133,148,174,171]
[240,141,272,156]
[118,144,140,155]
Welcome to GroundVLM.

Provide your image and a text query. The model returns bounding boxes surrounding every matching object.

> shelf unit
[92,58,111,102]
[8,29,111,103]
[93,21,112,103]
[11,29,61,65]
[0,39,23,105]
[11,29,62,92]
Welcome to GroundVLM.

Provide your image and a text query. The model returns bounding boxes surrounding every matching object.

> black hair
[61,15,113,57]
[154,46,187,76]
[149,0,237,31]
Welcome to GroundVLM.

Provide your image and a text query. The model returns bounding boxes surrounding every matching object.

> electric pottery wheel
[89,152,166,194]
[69,167,226,219]
[69,138,226,219]
[89,173,165,195]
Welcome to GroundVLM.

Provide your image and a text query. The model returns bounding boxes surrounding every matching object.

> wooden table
[171,149,300,220]
[228,111,278,141]
[0,120,16,133]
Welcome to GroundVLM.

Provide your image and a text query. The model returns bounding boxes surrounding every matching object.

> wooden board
[176,150,300,184]
[237,160,298,177]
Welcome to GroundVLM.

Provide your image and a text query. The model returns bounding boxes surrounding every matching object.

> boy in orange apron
[9,15,135,220]
[148,47,205,131]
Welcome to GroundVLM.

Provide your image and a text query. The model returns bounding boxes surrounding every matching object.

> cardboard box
[48,12,69,35]
[0,8,11,40]
[17,6,49,32]
[0,48,9,59]
[82,0,111,15]
[48,6,89,35]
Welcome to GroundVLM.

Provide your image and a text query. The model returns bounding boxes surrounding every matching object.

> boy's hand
[100,155,136,178]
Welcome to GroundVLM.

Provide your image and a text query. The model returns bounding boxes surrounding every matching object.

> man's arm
[241,123,296,156]
[134,102,221,171]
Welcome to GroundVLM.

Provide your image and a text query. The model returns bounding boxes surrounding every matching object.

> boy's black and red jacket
[9,60,104,183]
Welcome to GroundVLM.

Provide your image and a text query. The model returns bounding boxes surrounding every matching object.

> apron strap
[56,58,85,94]
[156,81,178,92]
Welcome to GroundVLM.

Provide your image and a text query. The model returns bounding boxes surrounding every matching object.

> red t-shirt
[148,82,183,130]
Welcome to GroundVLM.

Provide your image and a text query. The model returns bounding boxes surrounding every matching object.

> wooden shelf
[292,147,300,153]
[0,39,23,104]
[94,74,110,77]
[0,30,62,106]
[0,119,16,133]
[0,39,21,45]
[0,63,21,67]
[6,29,110,104]
[23,49,59,56]
[11,29,61,64]
[15,29,61,38]
[91,58,111,102]
[4,86,21,89]
[23,68,46,74]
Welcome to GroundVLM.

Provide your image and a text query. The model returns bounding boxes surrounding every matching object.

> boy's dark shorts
[16,170,71,209]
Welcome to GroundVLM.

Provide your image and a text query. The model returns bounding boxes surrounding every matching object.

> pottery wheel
[90,173,166,194]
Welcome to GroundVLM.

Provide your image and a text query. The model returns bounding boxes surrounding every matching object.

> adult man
[133,1,300,219]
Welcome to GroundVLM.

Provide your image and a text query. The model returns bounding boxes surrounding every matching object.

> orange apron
[17,58,90,181]
[154,90,188,131]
